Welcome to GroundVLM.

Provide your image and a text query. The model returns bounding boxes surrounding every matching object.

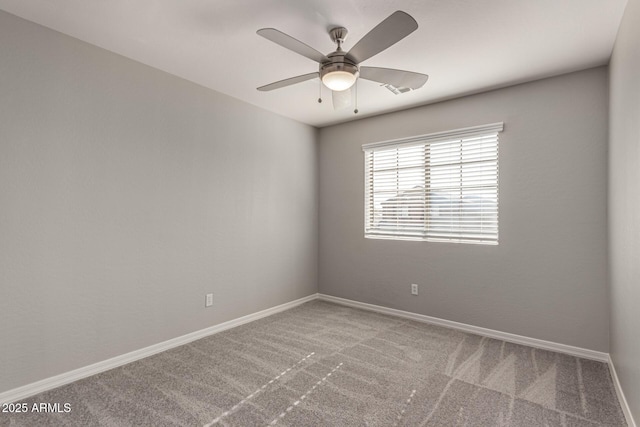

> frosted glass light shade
[322,71,357,91]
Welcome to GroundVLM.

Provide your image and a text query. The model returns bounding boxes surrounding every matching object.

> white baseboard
[317,294,609,362]
[608,355,637,427]
[0,293,318,405]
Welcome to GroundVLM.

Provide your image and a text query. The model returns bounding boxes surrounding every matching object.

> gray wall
[319,67,610,352]
[609,0,640,420]
[0,11,317,393]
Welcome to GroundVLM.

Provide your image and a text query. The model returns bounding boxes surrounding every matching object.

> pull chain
[353,80,359,114]
[318,79,322,103]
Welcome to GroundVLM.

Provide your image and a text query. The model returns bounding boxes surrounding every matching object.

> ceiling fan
[256,10,429,113]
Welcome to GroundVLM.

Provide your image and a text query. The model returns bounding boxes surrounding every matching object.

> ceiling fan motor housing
[320,51,359,90]
[319,26,359,91]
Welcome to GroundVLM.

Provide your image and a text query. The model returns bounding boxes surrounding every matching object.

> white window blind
[363,123,503,244]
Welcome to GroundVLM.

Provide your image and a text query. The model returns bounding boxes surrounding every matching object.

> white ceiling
[0,0,628,127]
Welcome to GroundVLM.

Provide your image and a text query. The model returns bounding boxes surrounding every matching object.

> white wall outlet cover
[411,284,419,295]
[205,293,213,307]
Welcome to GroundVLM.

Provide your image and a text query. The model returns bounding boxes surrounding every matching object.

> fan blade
[346,11,418,64]
[360,66,428,89]
[257,28,329,64]
[257,72,318,91]
[332,88,352,110]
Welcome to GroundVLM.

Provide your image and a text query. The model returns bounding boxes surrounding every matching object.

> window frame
[362,122,503,245]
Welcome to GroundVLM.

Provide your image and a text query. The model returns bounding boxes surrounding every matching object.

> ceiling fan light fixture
[322,70,357,91]
[320,61,359,91]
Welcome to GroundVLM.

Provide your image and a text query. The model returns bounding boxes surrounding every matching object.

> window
[363,123,503,244]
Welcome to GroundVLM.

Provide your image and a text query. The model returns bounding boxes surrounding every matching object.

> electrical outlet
[205,293,213,307]
[411,284,418,295]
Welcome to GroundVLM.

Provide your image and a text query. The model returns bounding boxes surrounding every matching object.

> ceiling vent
[382,84,412,95]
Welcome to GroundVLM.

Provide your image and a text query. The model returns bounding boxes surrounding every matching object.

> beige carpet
[0,300,627,426]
